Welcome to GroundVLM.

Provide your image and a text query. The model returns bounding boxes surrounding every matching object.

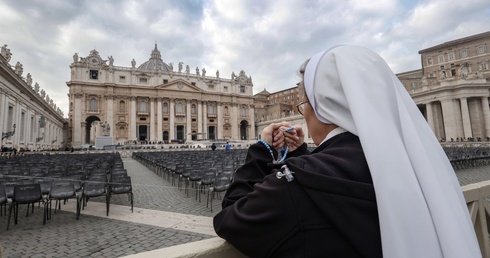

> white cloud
[1,0,489,115]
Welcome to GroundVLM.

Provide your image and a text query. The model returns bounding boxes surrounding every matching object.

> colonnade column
[186,100,191,139]
[217,102,223,139]
[73,93,83,147]
[169,99,175,140]
[231,103,238,140]
[130,97,136,141]
[426,102,435,133]
[150,98,155,142]
[441,99,458,141]
[105,94,114,137]
[197,101,203,139]
[0,90,5,135]
[203,101,208,139]
[460,97,473,139]
[249,104,256,140]
[482,97,490,137]
[157,98,162,142]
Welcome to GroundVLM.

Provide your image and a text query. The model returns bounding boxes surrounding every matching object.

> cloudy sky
[1,0,489,117]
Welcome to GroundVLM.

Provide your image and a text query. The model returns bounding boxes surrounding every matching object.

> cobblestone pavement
[0,157,489,258]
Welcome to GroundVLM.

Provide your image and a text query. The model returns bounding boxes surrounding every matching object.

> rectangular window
[240,85,246,93]
[208,84,214,90]
[192,118,197,122]
[140,117,147,121]
[163,79,168,84]
[119,76,126,82]
[451,69,456,76]
[448,53,455,61]
[139,78,148,83]
[90,70,99,79]
[191,82,196,86]
[224,86,228,92]
[460,49,469,58]
[427,57,433,65]
[477,45,486,54]
[438,55,445,63]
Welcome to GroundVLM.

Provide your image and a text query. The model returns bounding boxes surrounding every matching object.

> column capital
[130,96,137,101]
[74,93,84,99]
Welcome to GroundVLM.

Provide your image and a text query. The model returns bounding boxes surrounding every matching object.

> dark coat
[213,132,382,258]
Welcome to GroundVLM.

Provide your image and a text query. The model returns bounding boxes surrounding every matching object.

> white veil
[304,45,481,258]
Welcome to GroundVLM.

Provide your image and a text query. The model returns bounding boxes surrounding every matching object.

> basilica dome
[137,44,171,72]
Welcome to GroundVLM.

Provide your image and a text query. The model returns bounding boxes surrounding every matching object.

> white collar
[318,127,348,146]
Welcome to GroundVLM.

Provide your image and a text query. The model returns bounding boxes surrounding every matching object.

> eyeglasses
[296,100,308,116]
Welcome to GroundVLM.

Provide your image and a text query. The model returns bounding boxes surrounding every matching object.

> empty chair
[7,183,47,230]
[207,174,232,212]
[81,176,109,216]
[0,184,6,216]
[108,176,133,214]
[48,180,81,220]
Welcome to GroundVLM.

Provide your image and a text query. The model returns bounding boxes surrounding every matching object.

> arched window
[89,98,98,111]
[191,104,196,115]
[139,101,147,112]
[176,102,184,113]
[208,103,215,114]
[163,103,168,114]
[119,100,126,112]
[241,106,247,116]
[224,106,229,116]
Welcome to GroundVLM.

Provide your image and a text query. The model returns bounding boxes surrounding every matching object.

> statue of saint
[34,83,40,93]
[26,73,32,86]
[231,71,236,80]
[108,56,114,66]
[169,62,173,72]
[2,44,12,62]
[15,62,23,76]
[185,65,190,74]
[131,59,136,68]
[101,121,110,136]
[216,70,220,78]
[196,67,200,76]
[202,68,206,77]
[178,62,183,73]
[73,52,78,63]
[40,89,46,98]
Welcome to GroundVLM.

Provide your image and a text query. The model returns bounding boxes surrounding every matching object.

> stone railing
[123,181,490,258]
[462,180,490,258]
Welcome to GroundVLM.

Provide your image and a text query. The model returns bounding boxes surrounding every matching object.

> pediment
[155,79,203,92]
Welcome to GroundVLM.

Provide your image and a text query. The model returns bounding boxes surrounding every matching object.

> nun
[213,45,480,258]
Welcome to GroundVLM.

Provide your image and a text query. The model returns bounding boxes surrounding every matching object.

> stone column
[232,103,238,140]
[157,98,163,142]
[217,102,223,139]
[105,94,114,137]
[130,97,137,141]
[197,101,203,139]
[460,97,473,139]
[186,100,192,139]
[0,90,6,136]
[441,99,458,141]
[481,97,490,137]
[73,93,83,147]
[249,104,256,140]
[170,98,175,140]
[150,98,156,142]
[13,100,20,146]
[426,102,435,133]
[202,101,208,139]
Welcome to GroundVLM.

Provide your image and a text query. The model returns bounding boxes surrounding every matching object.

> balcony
[86,109,100,114]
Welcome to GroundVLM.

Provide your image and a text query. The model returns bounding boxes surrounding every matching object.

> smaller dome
[137,44,170,72]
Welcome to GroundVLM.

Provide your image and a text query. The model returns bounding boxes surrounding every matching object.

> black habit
[213,132,382,258]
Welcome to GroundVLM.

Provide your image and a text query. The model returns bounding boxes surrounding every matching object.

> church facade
[67,45,255,147]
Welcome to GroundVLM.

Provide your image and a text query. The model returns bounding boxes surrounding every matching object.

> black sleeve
[220,143,276,208]
[213,143,299,257]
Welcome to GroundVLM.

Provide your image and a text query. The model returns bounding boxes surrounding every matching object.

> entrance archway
[85,116,101,144]
[240,120,248,140]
